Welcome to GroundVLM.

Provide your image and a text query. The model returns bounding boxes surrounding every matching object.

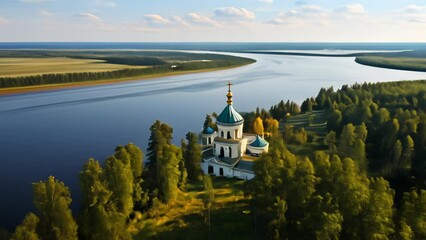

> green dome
[217,105,244,125]
[250,135,268,148]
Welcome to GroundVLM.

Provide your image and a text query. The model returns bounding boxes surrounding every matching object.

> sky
[0,0,425,42]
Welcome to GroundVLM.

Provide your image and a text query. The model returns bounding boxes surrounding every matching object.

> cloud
[337,3,366,14]
[77,12,102,22]
[215,7,255,19]
[144,14,171,24]
[402,5,426,13]
[186,13,220,27]
[267,4,329,26]
[0,17,9,25]
[396,5,426,23]
[95,0,116,8]
[39,10,53,17]
[259,0,273,3]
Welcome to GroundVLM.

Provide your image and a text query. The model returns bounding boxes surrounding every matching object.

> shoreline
[0,63,253,96]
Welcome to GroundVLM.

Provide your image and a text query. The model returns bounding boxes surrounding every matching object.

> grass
[132,177,256,240]
[0,51,255,92]
[282,110,328,156]
[355,56,426,72]
[0,57,146,77]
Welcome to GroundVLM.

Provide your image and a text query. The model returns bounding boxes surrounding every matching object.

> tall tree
[158,144,183,203]
[253,116,264,135]
[146,120,173,189]
[183,132,203,181]
[32,176,78,240]
[361,177,395,240]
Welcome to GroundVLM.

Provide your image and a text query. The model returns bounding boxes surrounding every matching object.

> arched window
[227,131,231,139]
[221,131,224,138]
[229,147,232,158]
[235,129,238,139]
[220,147,224,158]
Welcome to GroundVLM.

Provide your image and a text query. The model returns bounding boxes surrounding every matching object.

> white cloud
[77,12,102,22]
[403,5,426,13]
[0,17,9,25]
[186,13,220,27]
[144,14,171,24]
[259,0,273,3]
[215,7,255,19]
[39,10,53,17]
[396,5,426,24]
[95,0,116,8]
[267,4,329,26]
[337,3,366,14]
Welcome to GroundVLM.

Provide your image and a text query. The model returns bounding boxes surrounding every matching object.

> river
[1,52,425,229]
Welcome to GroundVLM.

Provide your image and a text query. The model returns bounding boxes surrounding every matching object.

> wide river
[1,52,426,229]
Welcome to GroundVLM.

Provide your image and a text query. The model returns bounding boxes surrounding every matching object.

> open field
[0,57,146,77]
[355,56,426,72]
[0,50,255,92]
[133,177,256,240]
[282,110,328,156]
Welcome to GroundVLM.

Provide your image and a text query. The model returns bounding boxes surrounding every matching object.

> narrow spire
[226,81,233,105]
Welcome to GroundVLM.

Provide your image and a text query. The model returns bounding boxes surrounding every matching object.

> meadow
[0,58,146,77]
[0,50,255,90]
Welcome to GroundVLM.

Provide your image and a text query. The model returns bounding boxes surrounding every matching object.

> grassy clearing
[133,177,256,240]
[282,110,328,156]
[355,56,426,72]
[0,57,146,77]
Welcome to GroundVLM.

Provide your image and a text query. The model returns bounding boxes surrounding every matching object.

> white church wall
[217,123,243,140]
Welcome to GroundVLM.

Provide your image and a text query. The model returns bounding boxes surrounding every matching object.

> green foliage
[182,132,202,181]
[11,213,39,240]
[355,56,426,72]
[269,100,301,121]
[146,120,173,189]
[32,176,78,240]
[158,144,183,203]
[401,190,426,239]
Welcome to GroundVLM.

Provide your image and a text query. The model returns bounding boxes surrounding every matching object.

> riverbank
[0,63,253,96]
[355,56,426,72]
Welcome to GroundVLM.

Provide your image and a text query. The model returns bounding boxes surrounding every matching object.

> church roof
[249,135,269,148]
[203,126,215,134]
[217,105,244,125]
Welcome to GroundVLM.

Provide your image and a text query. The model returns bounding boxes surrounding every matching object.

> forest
[0,50,255,88]
[4,80,426,240]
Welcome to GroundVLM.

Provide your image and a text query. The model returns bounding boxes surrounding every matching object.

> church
[200,82,269,180]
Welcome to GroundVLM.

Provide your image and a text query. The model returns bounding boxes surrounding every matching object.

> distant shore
[0,63,252,96]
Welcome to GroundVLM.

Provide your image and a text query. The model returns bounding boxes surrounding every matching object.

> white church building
[200,82,269,180]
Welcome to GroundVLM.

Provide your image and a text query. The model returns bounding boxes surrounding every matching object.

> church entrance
[220,147,224,158]
[208,166,214,174]
[219,168,224,176]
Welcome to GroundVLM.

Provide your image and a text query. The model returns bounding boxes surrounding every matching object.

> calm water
[1,47,426,229]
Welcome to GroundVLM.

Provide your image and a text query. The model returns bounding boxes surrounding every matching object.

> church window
[229,147,232,158]
[227,131,231,139]
[221,131,224,138]
[220,147,224,158]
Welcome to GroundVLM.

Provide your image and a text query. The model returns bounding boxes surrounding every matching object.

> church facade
[200,83,269,180]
